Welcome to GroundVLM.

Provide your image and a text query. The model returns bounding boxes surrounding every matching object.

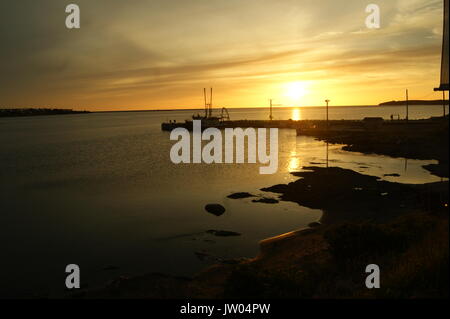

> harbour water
[0,104,445,297]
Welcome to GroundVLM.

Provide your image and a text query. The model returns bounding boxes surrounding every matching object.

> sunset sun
[284,82,308,105]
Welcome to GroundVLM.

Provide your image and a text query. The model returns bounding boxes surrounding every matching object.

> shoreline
[0,108,90,118]
[1,103,447,116]
[71,118,449,298]
[72,167,448,299]
[296,117,449,178]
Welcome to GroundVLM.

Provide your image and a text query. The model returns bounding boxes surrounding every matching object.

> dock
[161,117,448,134]
[161,119,299,131]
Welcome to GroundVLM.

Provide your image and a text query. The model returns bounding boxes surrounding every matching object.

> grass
[222,211,449,299]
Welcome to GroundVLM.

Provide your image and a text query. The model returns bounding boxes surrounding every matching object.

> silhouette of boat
[161,88,230,131]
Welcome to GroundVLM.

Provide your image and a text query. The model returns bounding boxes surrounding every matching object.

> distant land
[0,108,90,117]
[379,100,449,106]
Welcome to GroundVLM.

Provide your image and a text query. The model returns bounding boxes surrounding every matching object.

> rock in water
[206,230,241,237]
[252,197,279,204]
[227,192,255,199]
[205,204,225,216]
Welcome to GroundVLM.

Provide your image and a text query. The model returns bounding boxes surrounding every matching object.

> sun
[284,82,308,104]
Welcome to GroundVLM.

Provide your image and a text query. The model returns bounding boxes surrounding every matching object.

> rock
[252,197,279,204]
[227,192,255,199]
[423,163,449,178]
[206,230,241,237]
[204,204,225,216]
[261,184,288,193]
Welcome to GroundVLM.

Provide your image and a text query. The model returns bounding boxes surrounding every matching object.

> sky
[0,0,446,110]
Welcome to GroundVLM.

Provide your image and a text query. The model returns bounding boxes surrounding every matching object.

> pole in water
[325,99,330,129]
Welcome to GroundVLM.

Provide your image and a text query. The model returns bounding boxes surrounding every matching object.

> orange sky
[0,0,446,111]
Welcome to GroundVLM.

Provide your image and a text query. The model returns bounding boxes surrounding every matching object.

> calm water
[0,105,445,297]
[159,104,448,121]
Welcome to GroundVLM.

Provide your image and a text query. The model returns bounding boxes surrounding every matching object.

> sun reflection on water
[291,108,301,121]
[288,150,300,172]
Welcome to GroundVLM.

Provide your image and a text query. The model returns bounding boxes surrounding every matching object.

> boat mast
[209,88,213,118]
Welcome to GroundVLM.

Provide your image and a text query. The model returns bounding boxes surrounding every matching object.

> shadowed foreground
[71,167,448,299]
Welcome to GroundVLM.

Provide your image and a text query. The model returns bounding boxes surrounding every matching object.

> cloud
[0,0,445,108]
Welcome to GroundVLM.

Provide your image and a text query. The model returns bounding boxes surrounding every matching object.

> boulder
[227,192,255,199]
[204,204,225,216]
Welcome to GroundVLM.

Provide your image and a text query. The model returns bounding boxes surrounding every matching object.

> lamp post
[325,99,330,129]
[269,99,282,120]
[405,89,409,121]
[270,99,273,121]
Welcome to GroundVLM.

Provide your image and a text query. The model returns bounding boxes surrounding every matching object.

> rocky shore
[299,117,449,178]
[72,167,448,299]
[71,118,449,299]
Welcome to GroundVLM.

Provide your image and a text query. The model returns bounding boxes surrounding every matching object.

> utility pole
[406,89,409,121]
[203,88,207,118]
[269,99,282,120]
[270,99,273,120]
[325,99,330,129]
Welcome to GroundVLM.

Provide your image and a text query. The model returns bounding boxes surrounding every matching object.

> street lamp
[269,99,282,120]
[325,99,330,128]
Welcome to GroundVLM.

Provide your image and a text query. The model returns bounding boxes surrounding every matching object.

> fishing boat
[161,88,230,131]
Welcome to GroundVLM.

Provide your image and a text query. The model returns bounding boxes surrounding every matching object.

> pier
[162,116,448,134]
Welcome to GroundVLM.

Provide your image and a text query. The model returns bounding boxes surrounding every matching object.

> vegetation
[223,212,448,299]
[379,100,449,106]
